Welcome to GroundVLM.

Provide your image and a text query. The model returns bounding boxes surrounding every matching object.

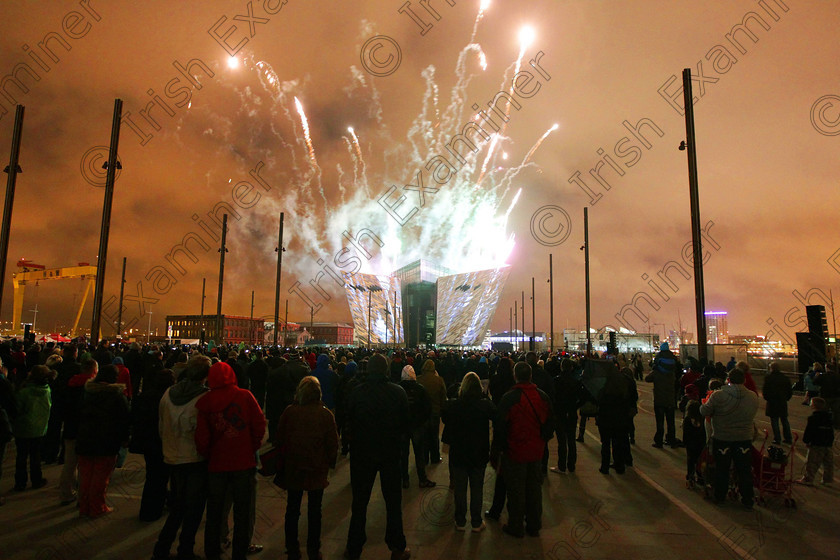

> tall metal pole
[584,207,591,356]
[116,257,126,337]
[216,214,228,344]
[273,213,284,347]
[200,277,206,344]
[0,105,24,323]
[90,99,123,342]
[831,290,838,370]
[549,254,554,352]
[521,291,526,353]
[250,290,255,345]
[514,305,518,353]
[531,277,536,351]
[682,68,707,363]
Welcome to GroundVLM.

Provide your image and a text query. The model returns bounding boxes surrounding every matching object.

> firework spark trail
[470,0,492,43]
[294,96,328,207]
[203,13,556,288]
[523,123,559,165]
[476,133,500,186]
[295,97,319,168]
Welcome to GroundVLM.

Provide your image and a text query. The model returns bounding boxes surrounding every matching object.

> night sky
[0,0,837,343]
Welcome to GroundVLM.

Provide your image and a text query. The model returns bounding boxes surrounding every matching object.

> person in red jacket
[195,362,266,560]
[492,361,554,538]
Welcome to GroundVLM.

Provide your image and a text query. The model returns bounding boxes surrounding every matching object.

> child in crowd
[797,397,834,485]
[682,385,705,487]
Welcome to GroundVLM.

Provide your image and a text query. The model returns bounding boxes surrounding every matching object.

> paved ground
[1,377,839,560]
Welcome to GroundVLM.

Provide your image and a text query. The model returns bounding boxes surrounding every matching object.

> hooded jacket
[62,370,97,439]
[417,359,447,417]
[195,362,266,472]
[803,409,834,447]
[312,354,339,410]
[645,344,677,407]
[13,381,51,438]
[274,401,339,491]
[76,380,131,456]
[159,379,208,465]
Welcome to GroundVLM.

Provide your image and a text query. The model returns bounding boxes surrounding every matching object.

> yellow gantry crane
[12,259,97,337]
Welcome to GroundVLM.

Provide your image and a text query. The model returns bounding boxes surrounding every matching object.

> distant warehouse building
[165,314,264,344]
[297,322,355,346]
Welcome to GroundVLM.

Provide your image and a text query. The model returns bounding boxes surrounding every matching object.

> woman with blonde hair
[275,376,339,560]
[441,372,496,532]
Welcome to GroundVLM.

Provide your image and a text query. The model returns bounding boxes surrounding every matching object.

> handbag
[0,406,11,444]
[579,400,599,418]
[258,445,284,477]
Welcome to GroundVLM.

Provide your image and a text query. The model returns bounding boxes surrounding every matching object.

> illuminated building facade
[705,311,729,344]
[342,260,510,347]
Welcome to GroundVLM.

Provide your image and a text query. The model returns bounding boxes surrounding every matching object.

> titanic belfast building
[342,259,510,347]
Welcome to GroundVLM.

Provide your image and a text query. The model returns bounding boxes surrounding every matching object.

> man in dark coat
[762,362,793,444]
[246,350,269,410]
[344,354,410,560]
[42,344,81,463]
[398,365,433,488]
[815,363,840,429]
[645,342,679,448]
[550,358,585,473]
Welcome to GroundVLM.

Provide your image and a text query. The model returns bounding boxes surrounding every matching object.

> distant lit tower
[705,311,728,344]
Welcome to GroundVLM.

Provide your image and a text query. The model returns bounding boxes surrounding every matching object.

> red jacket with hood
[195,362,266,472]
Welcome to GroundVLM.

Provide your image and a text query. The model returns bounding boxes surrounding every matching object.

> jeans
[285,488,324,558]
[346,457,406,557]
[153,461,208,559]
[425,415,441,463]
[487,467,506,517]
[14,436,44,488]
[0,440,6,483]
[653,405,676,445]
[803,445,834,483]
[221,470,257,545]
[502,456,542,535]
[140,451,171,521]
[555,412,577,469]
[401,427,427,482]
[59,439,79,502]
[451,464,485,528]
[205,468,256,560]
[769,416,792,443]
[597,425,626,472]
[712,439,753,506]
[41,407,63,462]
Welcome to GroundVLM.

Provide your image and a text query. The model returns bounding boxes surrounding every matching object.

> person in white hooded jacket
[151,355,211,560]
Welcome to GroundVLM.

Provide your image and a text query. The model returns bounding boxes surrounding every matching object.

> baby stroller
[753,429,798,508]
